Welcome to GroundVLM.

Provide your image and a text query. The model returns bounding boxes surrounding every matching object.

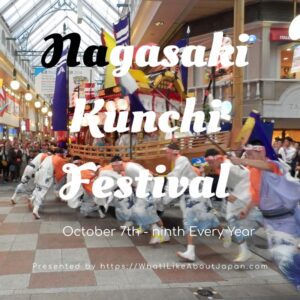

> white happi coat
[93,169,120,207]
[225,159,251,219]
[24,153,47,178]
[165,155,219,233]
[64,172,84,208]
[34,156,54,188]
[15,153,47,195]
[124,162,160,226]
[94,169,133,221]
[64,162,98,209]
[164,155,198,210]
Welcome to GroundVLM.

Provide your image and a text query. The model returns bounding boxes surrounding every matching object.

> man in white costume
[31,148,66,219]
[205,148,263,262]
[110,155,170,244]
[11,151,49,205]
[94,168,130,221]
[164,143,219,262]
[63,156,85,209]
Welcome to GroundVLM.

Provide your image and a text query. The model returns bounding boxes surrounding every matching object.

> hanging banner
[34,67,56,100]
[69,67,95,107]
[52,48,68,131]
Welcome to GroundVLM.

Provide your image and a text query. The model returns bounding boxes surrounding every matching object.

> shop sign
[270,28,292,41]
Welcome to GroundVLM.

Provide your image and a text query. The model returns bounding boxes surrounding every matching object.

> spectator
[272,137,282,157]
[93,137,105,147]
[278,137,297,176]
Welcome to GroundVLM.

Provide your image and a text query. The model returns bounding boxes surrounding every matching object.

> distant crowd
[0,139,59,182]
[273,136,300,178]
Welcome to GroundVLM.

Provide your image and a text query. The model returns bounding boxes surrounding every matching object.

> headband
[243,145,264,151]
[73,160,82,164]
[205,155,224,162]
[111,161,123,166]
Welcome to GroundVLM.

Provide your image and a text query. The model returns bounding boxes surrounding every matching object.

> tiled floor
[0,183,298,299]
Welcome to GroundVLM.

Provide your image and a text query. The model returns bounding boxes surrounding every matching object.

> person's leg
[16,164,20,181]
[11,182,25,204]
[226,216,254,262]
[32,185,49,219]
[266,226,300,288]
[116,196,135,231]
[149,220,170,244]
[177,233,196,261]
[132,196,168,244]
[3,165,9,181]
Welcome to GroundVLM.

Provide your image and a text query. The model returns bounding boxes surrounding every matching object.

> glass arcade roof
[0,0,132,67]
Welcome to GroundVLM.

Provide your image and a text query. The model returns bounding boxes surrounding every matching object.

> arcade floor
[0,183,298,300]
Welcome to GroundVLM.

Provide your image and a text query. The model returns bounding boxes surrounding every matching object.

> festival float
[68,68,231,172]
[66,18,236,173]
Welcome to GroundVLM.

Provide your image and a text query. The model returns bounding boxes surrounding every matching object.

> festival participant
[110,155,170,244]
[95,168,132,223]
[164,143,219,262]
[230,140,300,289]
[11,151,49,205]
[31,148,67,219]
[204,148,263,262]
[63,156,85,209]
[79,165,106,218]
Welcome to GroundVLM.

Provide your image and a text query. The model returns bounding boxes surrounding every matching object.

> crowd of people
[273,136,300,178]
[0,139,62,183]
[4,137,300,289]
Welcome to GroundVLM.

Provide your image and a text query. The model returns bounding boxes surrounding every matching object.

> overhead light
[34,94,41,109]
[154,21,164,26]
[41,107,48,114]
[210,99,222,110]
[10,68,20,90]
[47,111,53,117]
[25,92,32,101]
[24,83,32,101]
[283,57,288,60]
[286,48,292,51]
[35,101,41,109]
[289,15,300,40]
[41,102,48,114]
[239,33,249,43]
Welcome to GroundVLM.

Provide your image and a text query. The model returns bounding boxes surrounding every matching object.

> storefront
[0,124,19,140]
[270,27,300,80]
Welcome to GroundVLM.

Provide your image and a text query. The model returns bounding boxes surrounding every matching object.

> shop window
[280,48,296,79]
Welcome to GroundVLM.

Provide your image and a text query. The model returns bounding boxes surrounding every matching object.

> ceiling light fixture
[10,68,20,90]
[154,21,164,26]
[34,94,41,109]
[24,84,33,101]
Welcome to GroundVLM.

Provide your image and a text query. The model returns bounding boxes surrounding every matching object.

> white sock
[240,242,249,252]
[186,244,195,253]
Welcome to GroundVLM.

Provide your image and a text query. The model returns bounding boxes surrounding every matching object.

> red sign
[25,119,30,132]
[270,28,292,41]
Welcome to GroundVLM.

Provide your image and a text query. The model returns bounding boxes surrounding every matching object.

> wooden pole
[230,0,245,149]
